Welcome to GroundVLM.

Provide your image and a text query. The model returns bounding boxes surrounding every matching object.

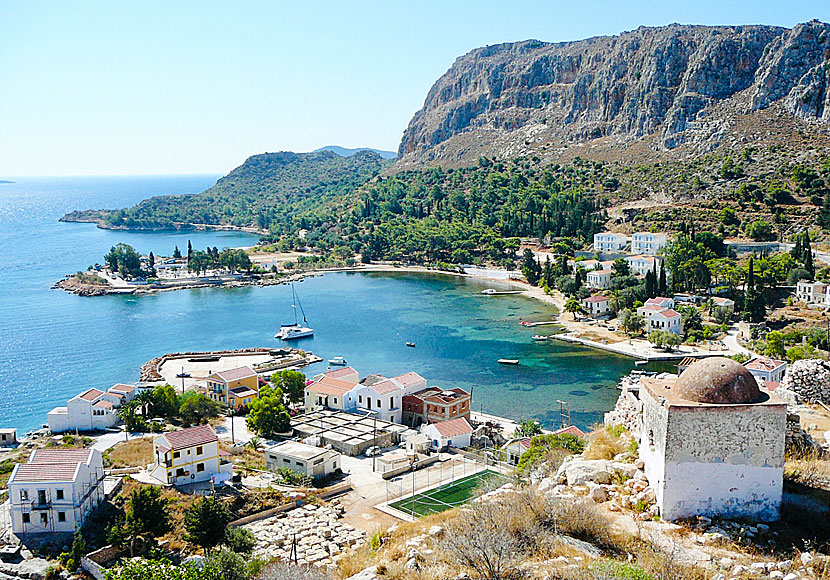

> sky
[1,1,829,176]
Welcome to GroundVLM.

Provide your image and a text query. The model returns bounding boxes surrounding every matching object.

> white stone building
[264,441,340,479]
[626,255,661,277]
[593,232,628,253]
[796,280,828,304]
[637,304,683,335]
[586,269,612,289]
[744,357,788,385]
[349,372,427,423]
[47,385,136,433]
[8,448,105,534]
[639,358,786,521]
[421,417,473,450]
[631,232,668,256]
[149,424,233,486]
[581,294,611,317]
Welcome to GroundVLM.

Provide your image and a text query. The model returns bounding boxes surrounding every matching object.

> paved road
[721,325,754,357]
[216,416,253,444]
[90,429,149,452]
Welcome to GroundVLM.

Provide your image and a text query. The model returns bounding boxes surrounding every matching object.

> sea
[0,176,642,434]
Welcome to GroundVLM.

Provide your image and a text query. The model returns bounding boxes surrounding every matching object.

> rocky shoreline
[58,211,266,235]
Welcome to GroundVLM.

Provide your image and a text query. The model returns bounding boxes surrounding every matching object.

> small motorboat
[328,356,347,366]
[405,342,416,347]
[498,359,520,365]
[635,360,648,366]
[481,289,497,295]
[532,335,548,341]
[176,372,191,378]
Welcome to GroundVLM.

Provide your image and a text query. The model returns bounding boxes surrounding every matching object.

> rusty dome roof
[675,357,762,404]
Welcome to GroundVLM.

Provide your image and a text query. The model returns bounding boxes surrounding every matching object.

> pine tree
[173,245,182,259]
[543,257,553,288]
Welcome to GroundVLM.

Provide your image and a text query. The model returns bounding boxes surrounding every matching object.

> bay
[0,176,637,434]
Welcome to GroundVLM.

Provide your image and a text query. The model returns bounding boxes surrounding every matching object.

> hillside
[398,20,830,168]
[62,150,391,231]
[313,145,396,159]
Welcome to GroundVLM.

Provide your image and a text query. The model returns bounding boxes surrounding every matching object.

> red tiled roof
[322,367,359,382]
[582,294,609,303]
[654,309,680,318]
[94,400,114,409]
[640,304,664,311]
[30,449,95,464]
[553,425,586,438]
[393,372,425,387]
[11,462,80,483]
[307,377,354,396]
[589,269,612,275]
[429,417,473,438]
[109,383,136,393]
[745,357,786,371]
[78,388,104,401]
[371,379,404,395]
[162,424,217,451]
[210,366,257,382]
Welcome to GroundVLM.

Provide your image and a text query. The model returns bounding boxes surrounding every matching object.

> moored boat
[498,358,519,365]
[276,283,314,340]
[532,335,548,341]
[328,356,347,366]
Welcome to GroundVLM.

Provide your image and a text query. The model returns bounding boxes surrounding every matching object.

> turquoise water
[0,176,637,433]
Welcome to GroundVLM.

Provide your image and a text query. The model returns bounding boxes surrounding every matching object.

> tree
[564,297,582,320]
[187,239,193,259]
[744,219,775,241]
[247,385,291,436]
[611,258,630,278]
[649,330,681,351]
[223,527,256,555]
[118,400,143,432]
[619,308,644,336]
[148,252,156,276]
[184,496,231,554]
[178,392,220,425]
[104,243,143,278]
[201,550,248,580]
[173,245,182,259]
[645,269,657,299]
[106,558,202,580]
[658,264,667,296]
[271,370,306,406]
[713,306,733,325]
[648,330,665,349]
[124,486,170,556]
[765,331,786,359]
[152,384,181,418]
[515,420,542,438]
[521,249,541,286]
[679,306,703,336]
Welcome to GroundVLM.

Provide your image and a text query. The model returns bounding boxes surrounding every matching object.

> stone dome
[675,357,762,404]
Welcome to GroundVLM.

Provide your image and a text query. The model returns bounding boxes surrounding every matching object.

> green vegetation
[184,496,232,553]
[516,433,586,476]
[107,486,171,557]
[269,370,306,406]
[119,384,220,431]
[246,385,291,436]
[104,243,145,278]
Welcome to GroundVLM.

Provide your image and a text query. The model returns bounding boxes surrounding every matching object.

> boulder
[347,566,380,580]
[587,483,608,503]
[556,459,614,486]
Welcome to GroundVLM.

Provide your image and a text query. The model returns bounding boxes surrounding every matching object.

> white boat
[498,358,520,365]
[532,335,548,341]
[275,284,314,340]
[328,356,347,366]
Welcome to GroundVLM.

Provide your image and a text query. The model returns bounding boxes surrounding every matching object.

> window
[176,468,185,477]
[283,458,290,464]
[22,513,30,523]
[377,399,381,408]
[197,463,205,473]
[58,512,66,522]
[333,397,338,404]
[358,395,363,404]
[40,513,48,525]
[173,451,180,459]
[56,489,64,500]
[37,490,46,505]
[20,490,28,501]
[196,446,203,455]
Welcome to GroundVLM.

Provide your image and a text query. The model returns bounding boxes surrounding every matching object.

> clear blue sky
[1,1,828,176]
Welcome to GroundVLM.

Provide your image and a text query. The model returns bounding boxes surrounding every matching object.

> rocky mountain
[314,145,397,159]
[397,21,830,167]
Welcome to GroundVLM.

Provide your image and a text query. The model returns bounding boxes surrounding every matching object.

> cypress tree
[187,240,193,259]
[645,268,656,298]
[804,233,815,277]
[658,264,667,296]
[747,256,755,291]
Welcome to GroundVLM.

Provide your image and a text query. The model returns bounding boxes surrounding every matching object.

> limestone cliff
[398,21,830,166]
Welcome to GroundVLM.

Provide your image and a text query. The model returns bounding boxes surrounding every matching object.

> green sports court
[389,470,508,517]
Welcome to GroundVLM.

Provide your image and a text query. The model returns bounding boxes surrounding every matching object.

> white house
[348,372,427,423]
[586,269,612,289]
[149,424,232,486]
[48,388,118,433]
[626,255,662,277]
[637,305,683,335]
[593,232,628,253]
[581,294,611,317]
[796,280,828,304]
[264,441,340,479]
[305,367,361,412]
[644,296,675,310]
[421,417,473,450]
[631,232,668,256]
[0,428,17,447]
[744,357,788,385]
[711,296,736,312]
[8,448,104,534]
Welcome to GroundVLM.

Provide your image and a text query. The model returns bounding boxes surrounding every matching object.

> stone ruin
[777,359,830,405]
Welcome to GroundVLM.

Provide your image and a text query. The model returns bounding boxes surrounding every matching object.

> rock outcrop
[398,21,830,166]
[778,358,830,404]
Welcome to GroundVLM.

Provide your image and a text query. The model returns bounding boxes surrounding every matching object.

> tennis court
[389,469,507,517]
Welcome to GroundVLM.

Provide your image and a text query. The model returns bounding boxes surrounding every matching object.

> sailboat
[274,283,314,340]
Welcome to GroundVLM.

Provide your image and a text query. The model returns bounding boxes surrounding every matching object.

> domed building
[639,357,787,521]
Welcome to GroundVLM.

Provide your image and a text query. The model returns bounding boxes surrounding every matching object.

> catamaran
[275,284,314,340]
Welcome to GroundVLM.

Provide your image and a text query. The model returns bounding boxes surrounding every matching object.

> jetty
[550,332,739,362]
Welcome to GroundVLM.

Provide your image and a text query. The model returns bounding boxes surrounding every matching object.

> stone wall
[777,359,830,405]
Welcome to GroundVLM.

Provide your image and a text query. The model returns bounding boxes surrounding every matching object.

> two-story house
[401,387,471,428]
[631,232,668,256]
[744,357,788,385]
[581,294,611,318]
[47,384,137,433]
[637,305,684,335]
[350,372,427,423]
[593,232,628,253]
[586,269,612,289]
[8,448,104,534]
[149,424,232,486]
[626,255,662,277]
[796,280,828,305]
[205,366,259,409]
[305,367,361,411]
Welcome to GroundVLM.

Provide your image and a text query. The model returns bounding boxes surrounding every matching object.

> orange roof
[109,383,136,393]
[11,463,80,483]
[93,400,114,409]
[429,417,473,438]
[30,449,95,464]
[321,367,359,383]
[583,294,609,303]
[307,377,354,396]
[393,372,425,388]
[162,424,217,451]
[745,357,786,371]
[78,388,104,401]
[553,425,585,438]
[370,378,404,395]
[589,269,612,275]
[209,366,257,382]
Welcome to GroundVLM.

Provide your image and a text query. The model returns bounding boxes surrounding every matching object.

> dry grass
[106,438,154,468]
[219,440,265,471]
[785,447,830,488]
[583,426,635,461]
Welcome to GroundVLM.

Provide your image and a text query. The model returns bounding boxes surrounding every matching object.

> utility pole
[230,405,235,444]
[372,412,377,473]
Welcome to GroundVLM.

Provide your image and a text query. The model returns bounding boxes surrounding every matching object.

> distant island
[313,145,396,159]
[0,180,14,184]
